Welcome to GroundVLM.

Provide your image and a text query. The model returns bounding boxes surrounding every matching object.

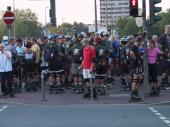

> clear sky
[0,0,170,26]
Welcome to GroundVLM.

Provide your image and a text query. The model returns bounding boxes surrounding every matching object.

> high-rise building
[100,0,130,28]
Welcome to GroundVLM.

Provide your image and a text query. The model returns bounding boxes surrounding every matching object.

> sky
[0,0,170,26]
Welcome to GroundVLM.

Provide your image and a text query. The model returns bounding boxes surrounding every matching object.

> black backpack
[44,43,58,61]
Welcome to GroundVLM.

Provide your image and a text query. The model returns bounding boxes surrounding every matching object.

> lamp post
[94,0,98,32]
[142,0,149,97]
[13,0,16,38]
[45,7,49,26]
[45,7,49,36]
[105,0,108,30]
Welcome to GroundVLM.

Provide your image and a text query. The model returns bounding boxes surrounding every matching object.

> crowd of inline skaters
[0,24,170,101]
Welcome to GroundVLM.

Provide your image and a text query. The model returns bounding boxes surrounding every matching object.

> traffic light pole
[50,0,56,26]
[142,0,149,97]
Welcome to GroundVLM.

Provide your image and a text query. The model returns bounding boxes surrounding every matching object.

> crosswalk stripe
[0,105,8,112]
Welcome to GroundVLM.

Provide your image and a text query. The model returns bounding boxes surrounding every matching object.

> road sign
[3,11,15,25]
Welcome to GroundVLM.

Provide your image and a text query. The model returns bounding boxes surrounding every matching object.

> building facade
[100,0,129,27]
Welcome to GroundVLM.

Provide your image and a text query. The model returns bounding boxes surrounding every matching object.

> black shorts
[48,61,64,71]
[96,64,107,79]
[24,60,35,73]
[149,63,158,82]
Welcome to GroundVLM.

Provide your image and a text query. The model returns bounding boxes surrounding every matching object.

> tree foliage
[15,9,43,38]
[49,22,88,35]
[115,17,140,37]
[115,9,170,37]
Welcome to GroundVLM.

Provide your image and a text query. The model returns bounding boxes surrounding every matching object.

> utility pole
[105,0,108,30]
[142,0,149,97]
[13,0,16,37]
[94,0,98,32]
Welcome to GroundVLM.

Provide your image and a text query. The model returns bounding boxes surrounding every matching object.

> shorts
[96,64,107,75]
[71,63,82,75]
[48,61,63,71]
[149,64,158,82]
[83,69,92,79]
[111,57,119,64]
[130,66,141,75]
[24,60,35,73]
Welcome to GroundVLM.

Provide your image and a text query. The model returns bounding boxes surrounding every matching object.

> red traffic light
[131,0,138,7]
[129,0,138,17]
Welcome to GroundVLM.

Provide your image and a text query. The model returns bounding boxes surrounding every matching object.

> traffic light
[149,0,162,24]
[129,0,138,17]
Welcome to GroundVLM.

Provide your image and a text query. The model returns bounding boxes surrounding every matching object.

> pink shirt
[147,48,161,64]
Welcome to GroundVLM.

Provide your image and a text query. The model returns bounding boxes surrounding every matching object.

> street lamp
[45,7,49,36]
[94,0,98,32]
[13,0,16,37]
[105,0,108,30]
[45,7,49,26]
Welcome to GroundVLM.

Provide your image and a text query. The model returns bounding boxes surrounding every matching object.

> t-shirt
[83,46,96,69]
[147,48,161,64]
[16,46,25,57]
[0,51,12,72]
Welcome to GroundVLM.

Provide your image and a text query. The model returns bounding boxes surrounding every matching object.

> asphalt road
[0,103,170,127]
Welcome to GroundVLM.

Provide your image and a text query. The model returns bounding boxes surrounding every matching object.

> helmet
[65,35,71,39]
[58,35,65,39]
[48,34,59,40]
[3,36,8,41]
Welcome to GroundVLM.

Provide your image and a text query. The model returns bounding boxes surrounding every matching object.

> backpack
[44,43,58,62]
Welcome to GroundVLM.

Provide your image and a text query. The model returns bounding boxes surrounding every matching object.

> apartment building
[100,0,130,27]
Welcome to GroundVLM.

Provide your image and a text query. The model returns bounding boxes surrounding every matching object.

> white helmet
[3,36,8,41]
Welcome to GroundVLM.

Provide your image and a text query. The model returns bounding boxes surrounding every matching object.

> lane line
[0,109,4,112]
[149,107,170,126]
[2,106,8,109]
[0,105,8,112]
[155,113,161,116]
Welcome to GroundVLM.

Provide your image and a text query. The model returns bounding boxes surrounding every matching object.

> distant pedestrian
[148,40,163,96]
[0,44,14,97]
[159,25,170,51]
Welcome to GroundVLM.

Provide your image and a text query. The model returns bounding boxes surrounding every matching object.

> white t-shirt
[0,51,12,72]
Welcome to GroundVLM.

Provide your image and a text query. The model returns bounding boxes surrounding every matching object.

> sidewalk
[0,77,170,105]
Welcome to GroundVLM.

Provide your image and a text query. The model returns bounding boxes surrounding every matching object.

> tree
[72,22,88,33]
[147,9,170,36]
[115,17,140,37]
[48,22,89,35]
[14,9,43,38]
[0,20,7,39]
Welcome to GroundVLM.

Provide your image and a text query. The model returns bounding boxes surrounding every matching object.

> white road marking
[149,107,170,126]
[164,120,170,124]
[160,116,167,120]
[155,113,161,116]
[0,105,8,112]
[152,110,158,113]
[2,106,8,109]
